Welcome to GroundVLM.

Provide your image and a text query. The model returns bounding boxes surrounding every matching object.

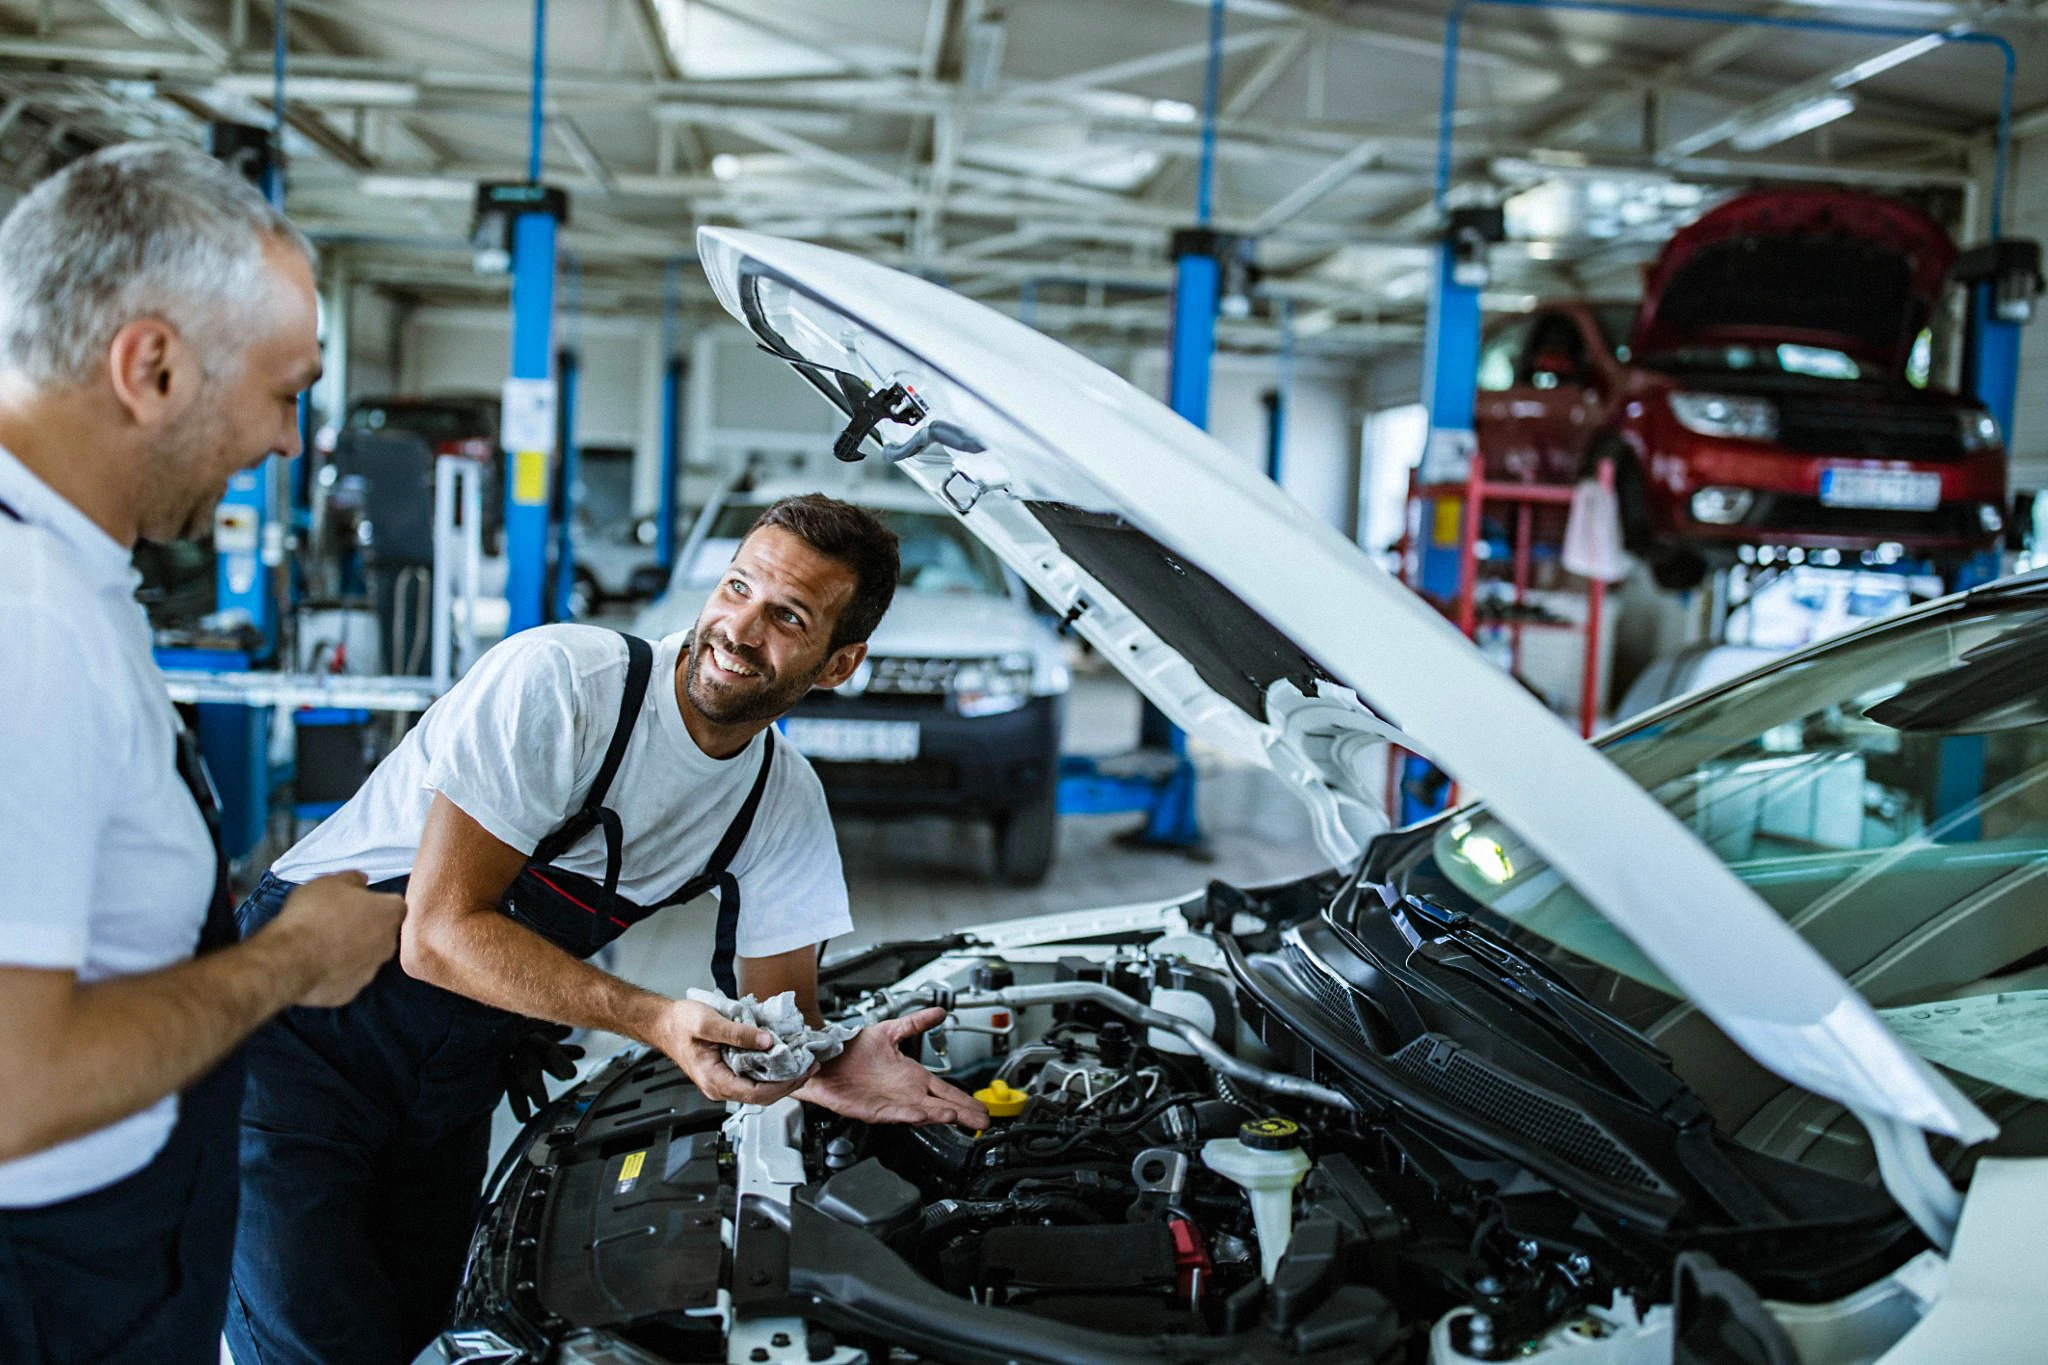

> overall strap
[527,632,654,913]
[657,729,778,997]
[172,725,237,953]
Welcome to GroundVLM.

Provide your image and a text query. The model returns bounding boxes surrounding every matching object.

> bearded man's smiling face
[683,524,864,728]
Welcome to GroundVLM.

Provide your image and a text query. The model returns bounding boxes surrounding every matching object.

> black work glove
[503,1021,586,1124]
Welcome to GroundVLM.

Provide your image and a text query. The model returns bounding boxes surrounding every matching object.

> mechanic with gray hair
[0,142,404,1365]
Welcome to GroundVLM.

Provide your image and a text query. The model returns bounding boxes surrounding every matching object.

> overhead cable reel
[1957,239,2045,325]
[1445,205,1507,290]
[470,182,570,276]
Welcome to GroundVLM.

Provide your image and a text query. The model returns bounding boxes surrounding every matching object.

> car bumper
[1647,440,2006,555]
[787,692,1062,818]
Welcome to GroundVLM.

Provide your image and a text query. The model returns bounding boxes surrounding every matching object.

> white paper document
[1878,989,2048,1100]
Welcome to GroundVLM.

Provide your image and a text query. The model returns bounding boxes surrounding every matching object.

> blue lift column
[1957,238,2042,589]
[655,257,685,573]
[1410,208,1502,821]
[498,0,564,637]
[550,345,581,620]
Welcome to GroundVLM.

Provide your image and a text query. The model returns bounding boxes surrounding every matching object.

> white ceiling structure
[0,0,2042,359]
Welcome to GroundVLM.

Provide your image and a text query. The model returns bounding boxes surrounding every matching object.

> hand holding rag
[685,987,860,1083]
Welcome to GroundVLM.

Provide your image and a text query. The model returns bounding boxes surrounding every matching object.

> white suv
[634,473,1070,883]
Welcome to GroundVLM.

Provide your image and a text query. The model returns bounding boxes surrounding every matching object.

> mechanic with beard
[227,492,991,1365]
[0,145,405,1365]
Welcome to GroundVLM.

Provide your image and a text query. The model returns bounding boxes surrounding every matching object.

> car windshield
[1644,343,1866,381]
[1392,593,2048,1171]
[691,501,1009,597]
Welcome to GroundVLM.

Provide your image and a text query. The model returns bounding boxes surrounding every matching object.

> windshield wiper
[1402,895,1694,1117]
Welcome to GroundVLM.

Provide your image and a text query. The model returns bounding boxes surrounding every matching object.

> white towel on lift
[686,987,860,1083]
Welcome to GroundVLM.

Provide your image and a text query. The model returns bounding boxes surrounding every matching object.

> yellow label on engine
[512,449,550,505]
[616,1149,646,1193]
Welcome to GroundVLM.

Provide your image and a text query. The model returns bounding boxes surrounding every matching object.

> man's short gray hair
[0,140,315,387]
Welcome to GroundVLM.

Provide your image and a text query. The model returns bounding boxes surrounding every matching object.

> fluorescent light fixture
[652,103,850,136]
[214,74,417,106]
[1150,98,1198,124]
[358,174,474,200]
[1729,93,1855,151]
[1833,33,1945,88]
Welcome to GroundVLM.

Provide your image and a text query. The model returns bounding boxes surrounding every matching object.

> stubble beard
[682,628,824,726]
[135,378,235,543]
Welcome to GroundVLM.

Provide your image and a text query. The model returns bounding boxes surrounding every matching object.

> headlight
[952,653,1034,718]
[1689,487,1755,524]
[1981,502,2005,534]
[1958,408,2002,452]
[1668,391,1779,441]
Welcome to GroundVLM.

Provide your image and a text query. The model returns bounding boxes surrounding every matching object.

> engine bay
[443,877,1945,1365]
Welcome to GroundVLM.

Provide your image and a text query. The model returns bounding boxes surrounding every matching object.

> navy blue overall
[226,633,775,1365]
[0,539,246,1365]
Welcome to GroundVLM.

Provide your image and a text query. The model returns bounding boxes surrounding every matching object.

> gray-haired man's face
[136,235,321,542]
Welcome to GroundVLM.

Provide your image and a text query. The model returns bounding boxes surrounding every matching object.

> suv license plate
[781,719,920,763]
[1819,468,1940,511]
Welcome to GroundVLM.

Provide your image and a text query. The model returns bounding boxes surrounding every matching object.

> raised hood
[698,227,1993,1150]
[1634,188,1955,375]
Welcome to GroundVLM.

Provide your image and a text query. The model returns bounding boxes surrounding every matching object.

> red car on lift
[1474,189,2008,588]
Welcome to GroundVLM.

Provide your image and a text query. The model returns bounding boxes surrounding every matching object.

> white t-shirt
[0,448,217,1208]
[277,625,852,959]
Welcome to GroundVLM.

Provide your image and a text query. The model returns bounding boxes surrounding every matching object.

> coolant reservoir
[1201,1117,1310,1282]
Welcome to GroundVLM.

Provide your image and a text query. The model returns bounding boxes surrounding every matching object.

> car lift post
[502,0,561,637]
[1053,0,1227,854]
[655,256,686,573]
[1137,0,1235,854]
[550,343,581,621]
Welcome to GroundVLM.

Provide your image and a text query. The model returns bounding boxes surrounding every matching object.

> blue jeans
[225,873,517,1365]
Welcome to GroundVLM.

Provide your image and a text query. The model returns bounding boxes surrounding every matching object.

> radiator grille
[1389,1038,1666,1193]
[1774,396,1963,461]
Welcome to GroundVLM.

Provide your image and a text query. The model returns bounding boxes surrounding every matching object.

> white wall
[400,306,665,511]
[2002,132,2048,489]
[1128,349,1360,534]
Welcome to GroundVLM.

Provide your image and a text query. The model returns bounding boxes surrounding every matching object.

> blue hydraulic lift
[655,257,687,574]
[1055,0,1238,854]
[500,0,565,637]
[549,250,582,623]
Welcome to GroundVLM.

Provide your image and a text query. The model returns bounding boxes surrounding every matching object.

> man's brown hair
[746,493,900,652]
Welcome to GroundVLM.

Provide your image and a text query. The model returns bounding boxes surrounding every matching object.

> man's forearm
[403,907,672,1046]
[0,932,319,1162]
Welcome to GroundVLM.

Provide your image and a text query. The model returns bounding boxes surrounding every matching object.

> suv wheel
[992,787,1058,886]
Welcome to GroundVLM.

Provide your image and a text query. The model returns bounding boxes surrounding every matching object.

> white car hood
[697,227,1994,1148]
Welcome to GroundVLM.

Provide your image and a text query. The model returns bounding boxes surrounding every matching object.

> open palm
[797,1007,990,1127]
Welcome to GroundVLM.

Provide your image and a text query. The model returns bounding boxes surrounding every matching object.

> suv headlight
[1958,407,2002,452]
[1668,391,1779,441]
[952,653,1034,718]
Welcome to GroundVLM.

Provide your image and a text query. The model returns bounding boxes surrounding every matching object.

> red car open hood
[1633,189,1955,375]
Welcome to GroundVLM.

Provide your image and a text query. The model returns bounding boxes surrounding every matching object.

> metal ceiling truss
[0,0,2020,354]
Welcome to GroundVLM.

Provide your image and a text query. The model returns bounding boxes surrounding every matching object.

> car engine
[437,878,1931,1365]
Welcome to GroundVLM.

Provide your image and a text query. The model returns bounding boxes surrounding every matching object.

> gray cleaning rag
[686,987,860,1083]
